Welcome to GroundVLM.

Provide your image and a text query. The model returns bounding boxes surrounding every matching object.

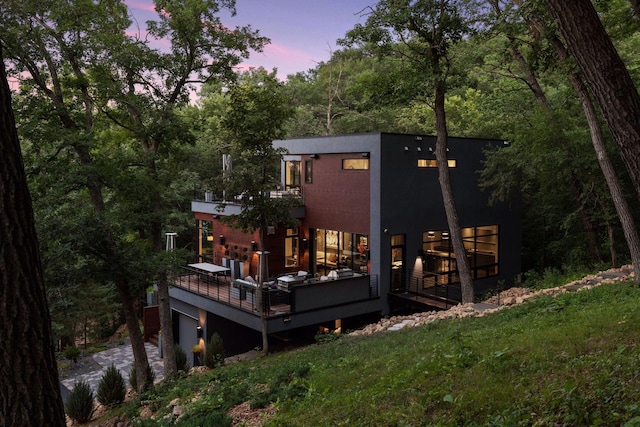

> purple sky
[126,0,374,80]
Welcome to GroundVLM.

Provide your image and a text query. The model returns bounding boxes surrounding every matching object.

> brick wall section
[301,153,370,235]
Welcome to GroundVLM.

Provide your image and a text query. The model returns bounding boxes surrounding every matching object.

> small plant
[63,345,81,363]
[97,364,126,407]
[65,380,94,424]
[204,333,225,368]
[129,364,156,392]
[129,364,137,391]
[175,344,189,372]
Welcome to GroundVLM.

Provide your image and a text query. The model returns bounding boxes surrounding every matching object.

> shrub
[204,333,225,369]
[175,344,190,372]
[97,364,126,406]
[129,364,156,392]
[63,345,81,363]
[176,411,233,427]
[129,364,137,391]
[65,380,94,424]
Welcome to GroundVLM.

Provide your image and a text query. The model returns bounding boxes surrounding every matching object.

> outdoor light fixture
[310,154,319,159]
[219,235,225,245]
[428,147,434,152]
[415,136,423,141]
[302,238,309,250]
[251,240,257,251]
[404,146,409,151]
[361,152,370,158]
[417,147,422,152]
[196,325,203,339]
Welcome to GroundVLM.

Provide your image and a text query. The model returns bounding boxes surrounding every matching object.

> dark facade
[169,133,521,357]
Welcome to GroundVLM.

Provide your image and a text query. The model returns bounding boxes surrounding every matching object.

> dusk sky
[126,0,375,80]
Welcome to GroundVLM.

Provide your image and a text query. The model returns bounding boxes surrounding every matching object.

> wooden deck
[173,272,291,317]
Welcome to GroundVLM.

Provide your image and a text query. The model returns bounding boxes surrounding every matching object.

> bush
[65,380,94,424]
[175,344,189,372]
[97,364,126,406]
[204,333,225,369]
[129,364,137,391]
[63,345,81,363]
[129,364,156,392]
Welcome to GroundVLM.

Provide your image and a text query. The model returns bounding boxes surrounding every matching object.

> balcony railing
[198,187,304,205]
[172,266,379,318]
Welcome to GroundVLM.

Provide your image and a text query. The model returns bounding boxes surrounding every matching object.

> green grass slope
[124,281,640,426]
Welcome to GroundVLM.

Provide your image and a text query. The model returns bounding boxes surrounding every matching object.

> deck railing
[173,267,379,318]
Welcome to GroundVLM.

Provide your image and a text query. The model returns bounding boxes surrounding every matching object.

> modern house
[168,132,521,358]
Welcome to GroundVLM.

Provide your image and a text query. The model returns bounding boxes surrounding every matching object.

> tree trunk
[0,45,66,426]
[147,157,177,381]
[114,277,153,392]
[434,79,474,304]
[158,271,177,381]
[545,0,640,205]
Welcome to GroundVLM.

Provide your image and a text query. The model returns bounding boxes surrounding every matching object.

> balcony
[172,265,379,320]
[192,188,305,218]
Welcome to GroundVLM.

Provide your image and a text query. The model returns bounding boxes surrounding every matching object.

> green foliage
[65,380,94,424]
[129,364,156,392]
[175,412,233,427]
[97,364,126,407]
[112,281,640,426]
[129,364,138,392]
[204,333,225,369]
[174,344,190,372]
[63,345,81,363]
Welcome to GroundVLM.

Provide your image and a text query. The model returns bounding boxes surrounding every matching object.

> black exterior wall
[275,132,522,312]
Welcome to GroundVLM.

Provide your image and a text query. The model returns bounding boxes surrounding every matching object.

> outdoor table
[188,263,231,283]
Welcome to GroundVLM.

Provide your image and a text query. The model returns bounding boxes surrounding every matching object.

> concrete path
[61,340,164,399]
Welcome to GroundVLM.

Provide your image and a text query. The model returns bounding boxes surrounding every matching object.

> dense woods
[3,0,640,415]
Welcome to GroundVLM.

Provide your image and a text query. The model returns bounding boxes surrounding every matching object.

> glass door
[390,234,405,292]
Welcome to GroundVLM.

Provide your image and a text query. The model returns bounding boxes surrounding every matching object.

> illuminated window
[198,220,213,262]
[421,225,498,287]
[285,227,299,267]
[418,159,457,168]
[285,161,301,189]
[342,159,369,170]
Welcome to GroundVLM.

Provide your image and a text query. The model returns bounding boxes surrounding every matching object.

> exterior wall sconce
[361,152,370,158]
[196,325,203,339]
[417,147,422,152]
[404,146,409,151]
[428,147,434,152]
[415,136,423,141]
[309,154,319,159]
[302,238,308,250]
[251,240,257,251]
[219,235,225,245]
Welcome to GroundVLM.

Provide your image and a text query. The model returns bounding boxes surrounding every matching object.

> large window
[285,160,301,190]
[314,229,369,276]
[422,225,498,287]
[285,227,299,267]
[198,220,213,262]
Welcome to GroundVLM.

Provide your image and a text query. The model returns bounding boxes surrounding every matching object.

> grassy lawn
[121,281,640,426]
